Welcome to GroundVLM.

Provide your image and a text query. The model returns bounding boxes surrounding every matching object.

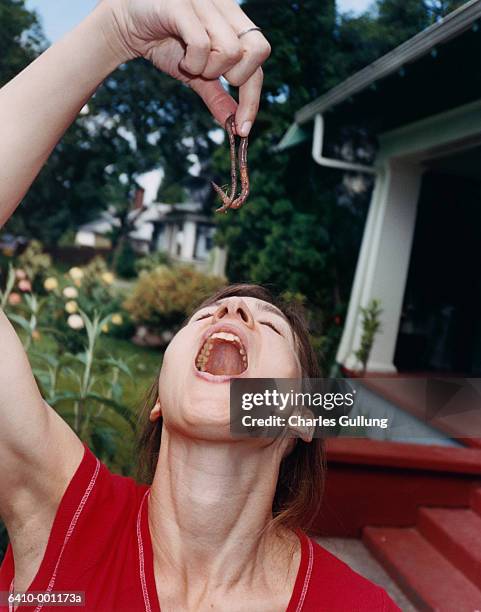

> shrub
[135,251,171,274]
[17,240,52,291]
[354,299,383,374]
[113,241,137,279]
[124,265,225,331]
[3,255,132,352]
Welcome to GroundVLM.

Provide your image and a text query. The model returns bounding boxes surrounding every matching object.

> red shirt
[1,445,399,611]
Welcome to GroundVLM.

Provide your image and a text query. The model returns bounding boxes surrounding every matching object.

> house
[281,0,481,377]
[281,2,481,607]
[75,196,226,277]
[74,210,120,250]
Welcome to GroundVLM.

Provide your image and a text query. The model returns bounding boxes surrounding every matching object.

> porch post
[180,220,197,260]
[337,159,423,372]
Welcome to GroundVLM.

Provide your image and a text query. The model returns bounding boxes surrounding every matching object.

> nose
[212,298,254,328]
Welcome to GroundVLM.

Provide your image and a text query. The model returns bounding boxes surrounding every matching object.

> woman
[0,1,399,609]
[0,282,399,611]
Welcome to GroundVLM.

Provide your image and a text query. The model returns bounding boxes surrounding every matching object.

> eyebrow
[256,302,289,322]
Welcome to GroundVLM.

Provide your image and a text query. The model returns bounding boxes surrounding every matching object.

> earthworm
[211,114,250,213]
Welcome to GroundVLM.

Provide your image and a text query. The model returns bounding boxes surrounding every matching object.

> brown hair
[137,284,325,531]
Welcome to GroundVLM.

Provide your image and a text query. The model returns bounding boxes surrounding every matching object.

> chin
[171,390,233,439]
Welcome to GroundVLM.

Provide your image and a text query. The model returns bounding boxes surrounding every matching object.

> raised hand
[102,0,271,134]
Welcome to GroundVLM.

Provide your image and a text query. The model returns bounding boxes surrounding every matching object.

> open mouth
[195,331,248,376]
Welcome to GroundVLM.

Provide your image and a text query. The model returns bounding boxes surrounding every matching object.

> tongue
[204,340,245,376]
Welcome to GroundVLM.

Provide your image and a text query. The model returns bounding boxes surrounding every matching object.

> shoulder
[305,537,400,611]
[61,443,149,533]
[1,444,149,592]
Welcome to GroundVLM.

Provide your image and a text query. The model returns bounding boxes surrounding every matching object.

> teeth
[196,330,249,371]
[210,331,241,343]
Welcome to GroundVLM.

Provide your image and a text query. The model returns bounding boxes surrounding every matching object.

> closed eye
[260,321,282,336]
[194,312,214,322]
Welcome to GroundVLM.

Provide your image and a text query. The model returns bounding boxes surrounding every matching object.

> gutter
[312,114,379,174]
[296,0,481,125]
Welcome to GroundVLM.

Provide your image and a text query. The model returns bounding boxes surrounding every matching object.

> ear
[149,399,162,423]
[287,409,315,443]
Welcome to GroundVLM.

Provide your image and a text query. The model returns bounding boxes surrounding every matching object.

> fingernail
[240,121,252,136]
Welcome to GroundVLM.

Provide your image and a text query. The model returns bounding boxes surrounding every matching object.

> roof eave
[295,0,481,125]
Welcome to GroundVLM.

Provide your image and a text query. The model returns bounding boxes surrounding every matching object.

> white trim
[378,98,481,162]
[336,160,423,372]
[295,538,314,612]
[24,457,101,612]
[296,0,481,124]
[136,490,152,612]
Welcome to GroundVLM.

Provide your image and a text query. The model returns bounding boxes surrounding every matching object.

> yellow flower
[111,313,123,326]
[69,266,84,281]
[101,271,115,285]
[44,277,58,291]
[62,286,78,299]
[32,330,41,342]
[67,314,84,330]
[65,300,78,314]
[101,323,110,333]
[74,279,82,287]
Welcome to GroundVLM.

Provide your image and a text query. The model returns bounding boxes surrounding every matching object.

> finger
[212,0,271,86]
[235,67,263,137]
[191,0,242,80]
[224,30,271,88]
[175,5,211,75]
[190,78,238,126]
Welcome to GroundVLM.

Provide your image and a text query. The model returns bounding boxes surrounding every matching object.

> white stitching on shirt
[137,490,152,612]
[295,537,314,612]
[31,457,101,612]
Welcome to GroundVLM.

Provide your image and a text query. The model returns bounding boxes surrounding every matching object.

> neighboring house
[281,3,481,608]
[281,0,481,376]
[75,198,226,277]
[75,210,119,250]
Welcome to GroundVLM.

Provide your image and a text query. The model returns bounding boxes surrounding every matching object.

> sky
[26,0,373,43]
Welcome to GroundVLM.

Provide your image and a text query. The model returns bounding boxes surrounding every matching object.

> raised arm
[0,0,270,226]
[0,0,270,587]
[0,309,84,591]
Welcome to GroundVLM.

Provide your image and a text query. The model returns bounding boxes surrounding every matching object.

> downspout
[312,113,379,175]
[312,113,380,376]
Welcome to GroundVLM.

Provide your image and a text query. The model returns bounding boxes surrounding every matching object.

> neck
[148,428,298,598]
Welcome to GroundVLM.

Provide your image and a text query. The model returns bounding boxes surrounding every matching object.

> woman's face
[157,296,301,440]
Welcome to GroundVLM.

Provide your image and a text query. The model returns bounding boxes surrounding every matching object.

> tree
[0,0,44,87]
[213,0,368,315]
[424,0,466,21]
[214,0,465,312]
[3,0,465,303]
[6,53,220,244]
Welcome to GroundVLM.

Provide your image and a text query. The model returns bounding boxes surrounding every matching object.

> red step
[363,526,481,611]
[418,507,481,588]
[472,489,481,516]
